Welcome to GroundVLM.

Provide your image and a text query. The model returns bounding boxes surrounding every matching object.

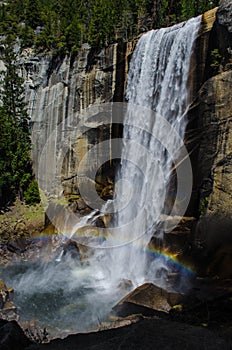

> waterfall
[102,16,201,288]
[2,16,202,337]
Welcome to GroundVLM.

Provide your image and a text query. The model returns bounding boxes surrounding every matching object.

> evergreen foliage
[0,42,40,207]
[24,179,41,205]
[0,0,219,51]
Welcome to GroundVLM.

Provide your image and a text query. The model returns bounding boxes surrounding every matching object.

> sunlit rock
[0,280,18,322]
[113,283,183,317]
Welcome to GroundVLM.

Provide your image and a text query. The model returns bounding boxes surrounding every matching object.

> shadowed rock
[0,319,31,350]
[25,317,230,350]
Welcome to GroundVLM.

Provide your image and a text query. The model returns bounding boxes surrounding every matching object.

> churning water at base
[1,16,201,337]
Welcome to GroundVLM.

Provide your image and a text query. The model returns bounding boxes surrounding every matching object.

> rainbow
[146,246,194,274]
[32,229,194,276]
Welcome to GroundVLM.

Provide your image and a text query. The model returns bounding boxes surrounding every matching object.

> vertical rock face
[186,4,232,277]
[194,71,232,216]
[22,43,127,197]
[188,5,232,217]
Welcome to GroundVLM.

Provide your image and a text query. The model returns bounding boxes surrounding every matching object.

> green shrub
[24,179,41,205]
[199,196,209,216]
[210,48,222,68]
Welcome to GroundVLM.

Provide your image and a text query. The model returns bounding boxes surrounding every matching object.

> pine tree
[25,0,42,29]
[88,0,115,48]
[0,109,15,205]
[180,0,195,21]
[0,42,40,207]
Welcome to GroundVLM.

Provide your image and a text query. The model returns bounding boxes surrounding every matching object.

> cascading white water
[102,16,201,287]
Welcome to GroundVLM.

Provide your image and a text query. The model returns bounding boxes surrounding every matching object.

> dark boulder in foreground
[26,317,230,350]
[0,319,31,350]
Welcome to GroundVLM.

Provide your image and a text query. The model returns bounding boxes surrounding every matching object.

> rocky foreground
[0,277,232,350]
[1,315,231,350]
[0,200,232,349]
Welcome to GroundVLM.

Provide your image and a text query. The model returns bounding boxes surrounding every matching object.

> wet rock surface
[113,283,183,317]
[112,279,232,339]
[0,199,97,266]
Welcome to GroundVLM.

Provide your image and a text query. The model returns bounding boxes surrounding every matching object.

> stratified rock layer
[21,42,128,197]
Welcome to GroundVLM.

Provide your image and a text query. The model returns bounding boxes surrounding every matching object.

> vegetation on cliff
[0,42,40,207]
[0,0,219,51]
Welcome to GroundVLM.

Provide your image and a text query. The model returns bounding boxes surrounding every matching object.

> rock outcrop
[21,42,128,199]
[186,2,232,277]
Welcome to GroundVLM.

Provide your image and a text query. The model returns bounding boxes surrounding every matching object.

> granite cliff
[187,2,232,277]
[16,2,232,276]
[20,41,133,198]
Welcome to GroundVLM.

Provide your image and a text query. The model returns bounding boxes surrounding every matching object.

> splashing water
[1,16,201,337]
[69,209,101,239]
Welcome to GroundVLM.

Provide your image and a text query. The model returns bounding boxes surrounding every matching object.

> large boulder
[113,283,183,317]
